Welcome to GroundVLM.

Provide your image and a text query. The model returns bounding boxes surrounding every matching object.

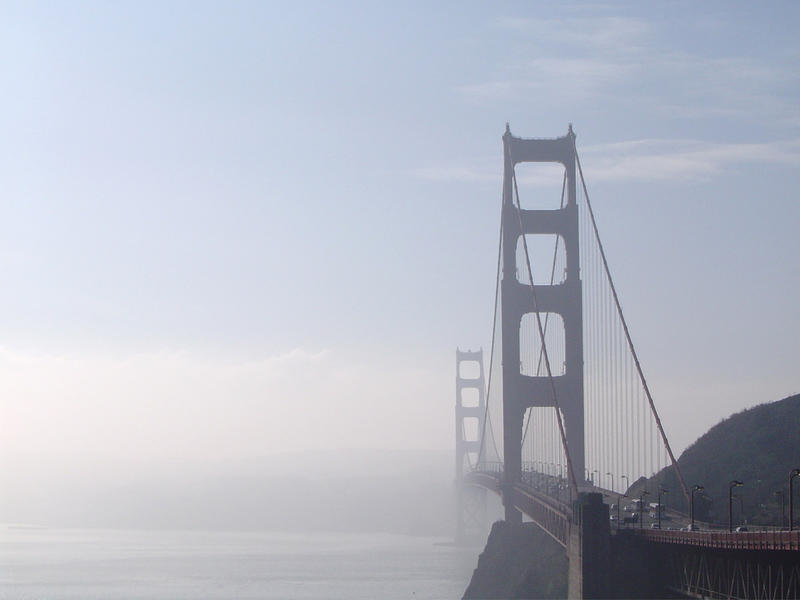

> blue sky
[0,2,798,477]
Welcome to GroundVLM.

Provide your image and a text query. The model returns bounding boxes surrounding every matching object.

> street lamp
[657,488,668,530]
[639,490,650,530]
[790,468,800,531]
[774,491,786,529]
[729,480,743,533]
[619,475,629,529]
[690,485,704,531]
[616,490,626,530]
[606,472,615,493]
[733,496,744,526]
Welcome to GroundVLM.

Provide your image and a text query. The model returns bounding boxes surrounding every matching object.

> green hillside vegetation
[629,393,800,527]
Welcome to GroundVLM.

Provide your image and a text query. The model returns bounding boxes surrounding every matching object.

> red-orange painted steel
[638,528,800,551]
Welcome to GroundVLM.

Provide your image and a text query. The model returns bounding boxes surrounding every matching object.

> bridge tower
[501,125,585,522]
[455,348,488,542]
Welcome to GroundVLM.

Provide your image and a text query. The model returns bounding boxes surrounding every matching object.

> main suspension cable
[476,195,504,468]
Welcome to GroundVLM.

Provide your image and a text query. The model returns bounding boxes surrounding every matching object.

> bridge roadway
[464,469,800,551]
[465,470,571,547]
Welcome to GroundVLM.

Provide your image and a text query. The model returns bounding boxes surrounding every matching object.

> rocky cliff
[462,521,567,599]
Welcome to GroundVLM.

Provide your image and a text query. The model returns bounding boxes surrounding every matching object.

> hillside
[631,393,799,526]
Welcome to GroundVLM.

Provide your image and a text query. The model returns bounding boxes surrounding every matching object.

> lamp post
[729,480,743,532]
[620,475,629,528]
[657,488,668,530]
[774,491,785,529]
[733,496,744,526]
[606,472,615,493]
[691,485,704,531]
[790,468,800,531]
[639,491,650,530]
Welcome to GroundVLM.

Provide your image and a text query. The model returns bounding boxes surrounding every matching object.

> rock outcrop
[463,521,567,599]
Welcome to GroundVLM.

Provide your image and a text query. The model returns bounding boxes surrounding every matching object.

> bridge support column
[455,349,488,542]
[502,401,524,524]
[500,125,586,520]
[567,492,610,600]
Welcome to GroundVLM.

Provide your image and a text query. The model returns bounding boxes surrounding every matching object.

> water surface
[0,528,479,599]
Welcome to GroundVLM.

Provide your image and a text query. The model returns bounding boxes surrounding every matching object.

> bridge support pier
[455,349,489,542]
[567,492,610,600]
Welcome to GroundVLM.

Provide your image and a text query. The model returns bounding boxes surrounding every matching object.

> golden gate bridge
[454,125,800,599]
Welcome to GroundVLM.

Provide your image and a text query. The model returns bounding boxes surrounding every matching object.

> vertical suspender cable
[575,150,689,506]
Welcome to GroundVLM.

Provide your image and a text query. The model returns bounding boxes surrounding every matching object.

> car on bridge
[622,513,639,524]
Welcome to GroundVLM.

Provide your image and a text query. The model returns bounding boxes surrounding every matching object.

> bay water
[0,527,479,599]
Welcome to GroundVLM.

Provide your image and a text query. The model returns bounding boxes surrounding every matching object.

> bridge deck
[464,471,571,547]
[466,469,800,554]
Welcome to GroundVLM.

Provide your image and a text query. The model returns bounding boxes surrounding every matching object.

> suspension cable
[575,148,690,506]
[476,196,504,468]
[509,144,579,495]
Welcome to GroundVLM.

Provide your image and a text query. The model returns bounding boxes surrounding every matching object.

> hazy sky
[1,1,798,483]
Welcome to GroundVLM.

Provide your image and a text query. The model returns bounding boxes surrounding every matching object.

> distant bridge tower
[455,348,488,542]
[501,125,585,523]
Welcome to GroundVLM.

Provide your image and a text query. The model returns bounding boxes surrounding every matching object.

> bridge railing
[520,469,572,506]
[512,483,570,547]
[463,468,572,547]
[475,461,504,474]
[638,528,800,551]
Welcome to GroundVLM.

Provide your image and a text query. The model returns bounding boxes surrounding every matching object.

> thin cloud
[582,138,800,182]
[460,17,800,124]
[494,16,650,50]
[457,57,632,102]
[415,138,800,185]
